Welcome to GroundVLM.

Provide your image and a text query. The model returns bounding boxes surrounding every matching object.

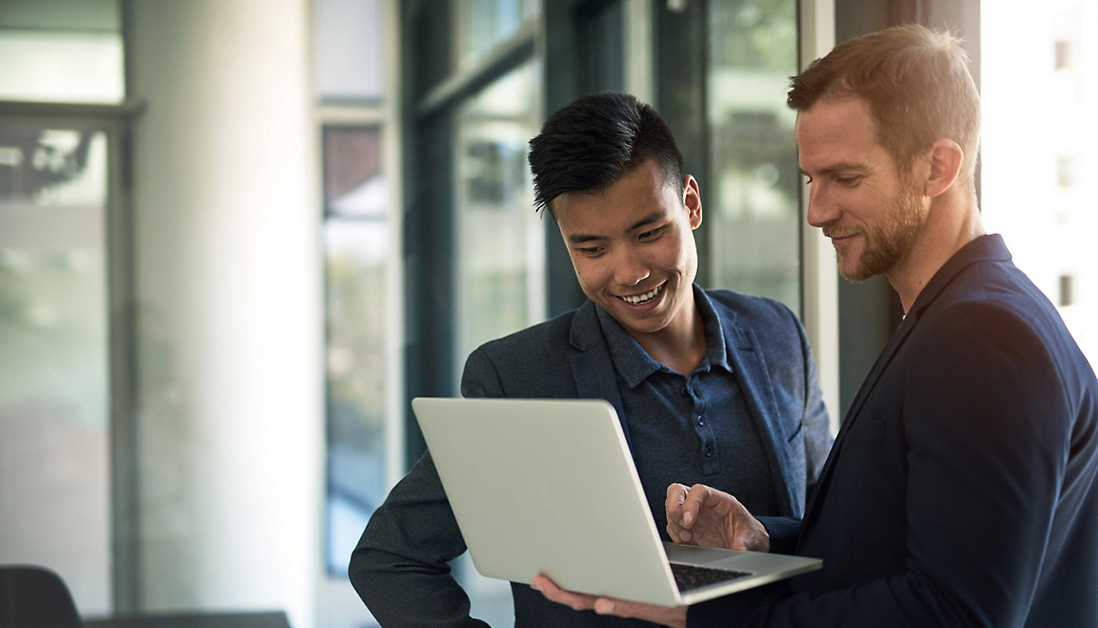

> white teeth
[622,284,662,305]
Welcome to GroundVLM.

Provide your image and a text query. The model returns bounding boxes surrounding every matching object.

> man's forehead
[796,99,885,164]
[554,189,680,241]
[554,166,678,212]
[796,98,874,136]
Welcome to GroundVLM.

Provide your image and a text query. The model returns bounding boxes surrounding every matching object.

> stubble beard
[837,179,924,283]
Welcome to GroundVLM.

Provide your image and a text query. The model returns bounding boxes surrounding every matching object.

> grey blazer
[351,288,832,627]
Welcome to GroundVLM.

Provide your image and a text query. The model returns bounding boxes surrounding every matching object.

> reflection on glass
[706,0,800,311]
[454,61,544,378]
[982,0,1097,368]
[0,0,124,103]
[322,126,389,574]
[451,60,542,626]
[0,126,111,613]
[455,0,541,72]
[314,0,385,102]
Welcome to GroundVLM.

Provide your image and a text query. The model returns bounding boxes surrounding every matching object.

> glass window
[455,0,541,72]
[0,124,112,614]
[314,0,385,102]
[705,0,801,312]
[449,59,542,627]
[453,60,544,381]
[982,0,1096,368]
[322,126,390,575]
[0,0,124,104]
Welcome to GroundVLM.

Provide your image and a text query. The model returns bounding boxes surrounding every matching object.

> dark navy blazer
[692,235,1098,627]
[351,288,832,627]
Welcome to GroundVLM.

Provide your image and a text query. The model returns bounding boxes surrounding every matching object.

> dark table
[84,611,291,628]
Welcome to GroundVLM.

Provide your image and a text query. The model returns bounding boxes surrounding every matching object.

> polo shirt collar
[595,285,732,389]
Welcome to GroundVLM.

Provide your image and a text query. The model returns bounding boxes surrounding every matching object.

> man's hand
[531,575,687,628]
[666,483,770,552]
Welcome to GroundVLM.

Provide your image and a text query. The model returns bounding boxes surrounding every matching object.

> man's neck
[630,301,707,376]
[889,193,986,313]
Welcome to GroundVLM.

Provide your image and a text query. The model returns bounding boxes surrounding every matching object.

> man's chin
[838,250,894,282]
[835,244,878,282]
[838,264,876,283]
[608,306,668,337]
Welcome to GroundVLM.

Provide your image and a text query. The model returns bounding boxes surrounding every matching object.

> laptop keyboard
[670,563,753,593]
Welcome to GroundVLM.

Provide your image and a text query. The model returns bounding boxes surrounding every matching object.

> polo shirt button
[704,446,714,457]
[681,386,689,397]
[696,416,705,426]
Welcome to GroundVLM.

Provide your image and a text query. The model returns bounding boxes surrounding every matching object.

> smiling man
[349,92,833,628]
[799,103,928,285]
[534,25,1098,628]
[552,157,704,375]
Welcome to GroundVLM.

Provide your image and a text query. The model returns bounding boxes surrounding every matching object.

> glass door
[0,120,113,615]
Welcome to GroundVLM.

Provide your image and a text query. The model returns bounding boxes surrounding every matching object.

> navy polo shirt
[595,287,780,539]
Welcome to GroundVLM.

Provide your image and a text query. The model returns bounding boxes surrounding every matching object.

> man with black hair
[350,92,833,627]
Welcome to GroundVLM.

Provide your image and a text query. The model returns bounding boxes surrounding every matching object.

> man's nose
[805,183,840,228]
[613,246,651,286]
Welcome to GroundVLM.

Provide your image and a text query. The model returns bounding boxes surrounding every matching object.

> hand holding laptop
[666,483,770,552]
[532,574,688,628]
[531,481,770,627]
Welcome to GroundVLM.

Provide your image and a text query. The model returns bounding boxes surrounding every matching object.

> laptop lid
[412,397,821,606]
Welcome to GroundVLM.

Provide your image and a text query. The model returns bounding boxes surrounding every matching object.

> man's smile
[822,226,859,242]
[618,282,664,305]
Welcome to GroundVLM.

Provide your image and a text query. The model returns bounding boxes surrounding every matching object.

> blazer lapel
[800,314,917,528]
[568,302,631,445]
[801,234,1012,528]
[725,324,800,517]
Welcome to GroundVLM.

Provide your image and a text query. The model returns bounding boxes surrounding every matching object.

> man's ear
[683,175,703,229]
[924,139,964,198]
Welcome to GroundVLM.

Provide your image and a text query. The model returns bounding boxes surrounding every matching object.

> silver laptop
[412,397,822,607]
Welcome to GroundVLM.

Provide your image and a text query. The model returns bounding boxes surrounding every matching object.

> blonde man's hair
[788,24,981,188]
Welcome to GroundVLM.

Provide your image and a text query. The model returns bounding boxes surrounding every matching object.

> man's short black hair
[528,92,685,216]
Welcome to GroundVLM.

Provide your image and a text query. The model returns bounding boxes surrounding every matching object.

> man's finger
[681,484,712,527]
[593,597,617,616]
[666,520,693,544]
[532,575,597,612]
[595,595,688,628]
[666,483,692,542]
[665,484,688,521]
[666,483,688,501]
[535,575,688,627]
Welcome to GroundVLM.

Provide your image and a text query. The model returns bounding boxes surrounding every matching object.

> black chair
[0,565,84,628]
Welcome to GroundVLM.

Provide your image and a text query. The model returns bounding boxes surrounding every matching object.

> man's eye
[835,176,862,187]
[639,227,664,240]
[577,246,602,256]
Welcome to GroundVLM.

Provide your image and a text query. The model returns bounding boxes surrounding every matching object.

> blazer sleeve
[347,348,503,627]
[688,301,1073,627]
[755,516,803,555]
